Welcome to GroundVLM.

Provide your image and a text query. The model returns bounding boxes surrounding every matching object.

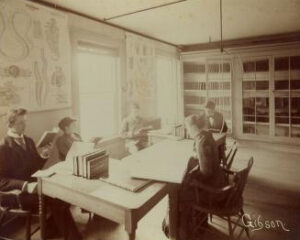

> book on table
[99,159,152,192]
[87,154,109,179]
[100,175,151,192]
[72,147,109,179]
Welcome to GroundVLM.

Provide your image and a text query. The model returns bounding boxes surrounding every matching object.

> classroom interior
[0,0,300,240]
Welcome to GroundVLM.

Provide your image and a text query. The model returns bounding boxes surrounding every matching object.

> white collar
[7,129,24,139]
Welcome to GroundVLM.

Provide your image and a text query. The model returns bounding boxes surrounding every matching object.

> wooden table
[38,135,225,239]
[147,130,183,145]
[38,160,178,240]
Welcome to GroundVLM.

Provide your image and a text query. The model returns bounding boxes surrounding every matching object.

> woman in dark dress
[163,113,227,240]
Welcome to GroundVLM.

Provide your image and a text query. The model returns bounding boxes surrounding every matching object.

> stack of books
[73,149,109,179]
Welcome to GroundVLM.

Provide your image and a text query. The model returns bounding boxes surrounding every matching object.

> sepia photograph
[0,0,300,239]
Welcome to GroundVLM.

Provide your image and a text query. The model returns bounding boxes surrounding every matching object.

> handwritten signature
[242,214,290,232]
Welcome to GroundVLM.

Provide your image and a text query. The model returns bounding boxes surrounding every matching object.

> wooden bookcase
[240,55,300,139]
[183,58,232,132]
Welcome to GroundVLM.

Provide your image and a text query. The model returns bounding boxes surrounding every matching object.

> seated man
[0,108,82,240]
[56,117,82,161]
[120,102,151,154]
[204,100,228,133]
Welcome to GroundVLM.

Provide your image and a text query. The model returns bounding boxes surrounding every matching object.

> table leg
[38,178,46,240]
[168,183,178,240]
[125,210,137,240]
[127,232,136,240]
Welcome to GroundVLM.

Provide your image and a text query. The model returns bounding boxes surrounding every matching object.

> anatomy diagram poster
[0,0,71,114]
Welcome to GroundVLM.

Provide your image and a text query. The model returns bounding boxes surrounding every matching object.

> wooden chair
[0,191,39,240]
[190,157,254,240]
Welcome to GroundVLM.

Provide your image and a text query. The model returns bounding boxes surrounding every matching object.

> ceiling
[41,0,300,46]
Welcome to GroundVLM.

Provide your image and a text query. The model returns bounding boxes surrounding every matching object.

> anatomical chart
[0,0,71,114]
[125,33,156,117]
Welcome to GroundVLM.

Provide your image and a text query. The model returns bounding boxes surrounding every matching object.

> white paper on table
[32,161,73,178]
[125,140,194,184]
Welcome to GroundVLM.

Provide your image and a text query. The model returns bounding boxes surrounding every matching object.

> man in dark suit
[0,108,82,240]
[204,100,228,133]
[121,102,150,154]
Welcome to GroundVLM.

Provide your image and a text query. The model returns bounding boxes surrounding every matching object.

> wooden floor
[1,141,300,240]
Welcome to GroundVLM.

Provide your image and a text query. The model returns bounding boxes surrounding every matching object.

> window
[76,45,119,140]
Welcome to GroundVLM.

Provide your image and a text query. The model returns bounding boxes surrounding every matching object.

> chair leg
[240,209,251,239]
[0,210,6,226]
[209,213,213,223]
[88,212,93,223]
[227,216,233,240]
[25,214,32,240]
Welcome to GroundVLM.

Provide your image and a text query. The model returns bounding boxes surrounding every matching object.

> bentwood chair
[190,157,254,240]
[222,141,238,170]
[0,191,39,240]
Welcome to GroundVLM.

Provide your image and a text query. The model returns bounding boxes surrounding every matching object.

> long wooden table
[38,160,178,240]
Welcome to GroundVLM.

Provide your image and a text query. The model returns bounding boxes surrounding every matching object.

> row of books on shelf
[184,83,231,91]
[73,148,109,179]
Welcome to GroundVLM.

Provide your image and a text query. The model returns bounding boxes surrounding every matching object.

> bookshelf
[274,55,300,138]
[183,59,232,132]
[241,55,300,139]
[242,58,270,136]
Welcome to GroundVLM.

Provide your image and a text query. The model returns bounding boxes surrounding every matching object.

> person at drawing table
[120,102,152,154]
[204,100,228,133]
[163,114,227,240]
[0,108,82,240]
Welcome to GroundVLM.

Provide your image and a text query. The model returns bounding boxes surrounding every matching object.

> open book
[37,131,57,148]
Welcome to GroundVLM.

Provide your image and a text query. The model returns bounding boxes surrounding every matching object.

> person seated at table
[163,113,227,239]
[204,100,228,133]
[56,117,82,161]
[121,101,151,154]
[0,108,82,240]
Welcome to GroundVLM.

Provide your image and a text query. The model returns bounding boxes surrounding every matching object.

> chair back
[225,157,254,208]
[224,141,238,169]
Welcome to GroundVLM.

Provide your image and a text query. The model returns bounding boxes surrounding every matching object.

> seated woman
[184,113,227,189]
[163,113,227,240]
[56,117,82,161]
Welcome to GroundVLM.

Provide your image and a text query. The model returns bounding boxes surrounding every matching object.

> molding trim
[26,0,179,48]
[181,32,300,52]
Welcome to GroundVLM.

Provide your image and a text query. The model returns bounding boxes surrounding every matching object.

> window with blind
[76,42,119,140]
[156,56,181,128]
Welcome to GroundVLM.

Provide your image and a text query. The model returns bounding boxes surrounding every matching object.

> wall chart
[0,0,71,114]
[125,32,156,118]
